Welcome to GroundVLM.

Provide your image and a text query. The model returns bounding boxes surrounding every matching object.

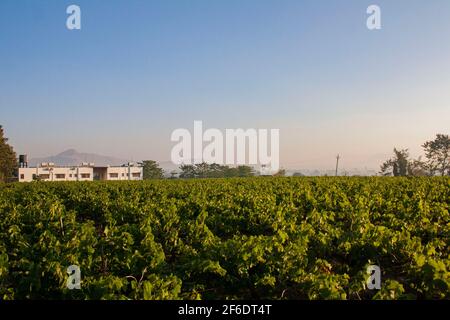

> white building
[18,162,143,182]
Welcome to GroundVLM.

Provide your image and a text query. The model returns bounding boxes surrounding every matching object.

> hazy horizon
[1,0,449,171]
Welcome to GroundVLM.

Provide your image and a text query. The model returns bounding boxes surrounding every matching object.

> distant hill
[28,149,130,167]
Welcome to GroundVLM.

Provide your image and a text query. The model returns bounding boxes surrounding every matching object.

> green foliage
[0,125,17,182]
[380,134,450,177]
[380,149,412,176]
[0,177,448,300]
[423,134,450,176]
[141,160,164,180]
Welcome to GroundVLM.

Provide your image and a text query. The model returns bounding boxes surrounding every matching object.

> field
[0,177,449,300]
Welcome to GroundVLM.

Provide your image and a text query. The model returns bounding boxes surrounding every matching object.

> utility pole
[335,154,340,176]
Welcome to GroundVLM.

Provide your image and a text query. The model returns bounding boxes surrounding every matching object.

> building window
[39,174,50,180]
[20,174,24,180]
[55,174,65,179]
[122,173,125,177]
[132,173,141,178]
[81,173,90,179]
[109,173,119,178]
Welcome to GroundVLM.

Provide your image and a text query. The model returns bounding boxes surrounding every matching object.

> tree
[179,164,196,178]
[380,148,412,176]
[141,160,164,179]
[422,134,450,176]
[194,162,210,178]
[236,165,255,177]
[408,156,429,177]
[0,125,17,182]
[206,163,226,178]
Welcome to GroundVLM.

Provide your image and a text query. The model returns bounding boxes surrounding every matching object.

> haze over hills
[28,149,130,167]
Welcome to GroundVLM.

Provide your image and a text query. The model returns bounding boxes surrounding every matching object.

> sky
[1,0,449,170]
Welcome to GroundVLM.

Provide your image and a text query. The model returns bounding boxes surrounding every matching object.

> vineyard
[0,177,449,300]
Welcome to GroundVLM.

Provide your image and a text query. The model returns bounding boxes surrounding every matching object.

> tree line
[140,160,257,179]
[380,134,449,176]
[0,126,17,183]
[178,163,255,178]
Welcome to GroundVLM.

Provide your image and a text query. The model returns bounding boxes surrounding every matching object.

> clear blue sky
[1,0,449,170]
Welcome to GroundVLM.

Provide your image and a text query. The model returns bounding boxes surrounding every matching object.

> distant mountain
[29,149,130,167]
